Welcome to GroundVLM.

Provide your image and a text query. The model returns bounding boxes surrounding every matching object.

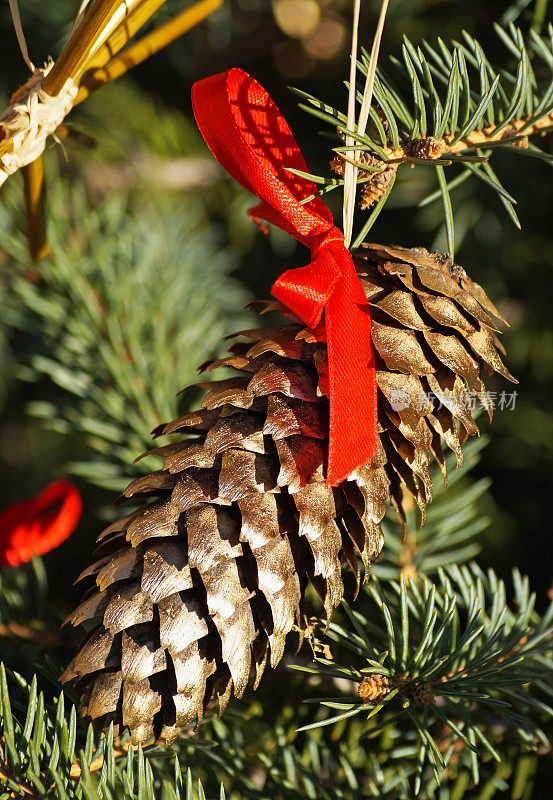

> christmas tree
[1,1,553,798]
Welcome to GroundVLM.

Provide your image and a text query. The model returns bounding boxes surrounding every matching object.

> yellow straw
[77,0,168,77]
[76,0,222,103]
[42,0,138,95]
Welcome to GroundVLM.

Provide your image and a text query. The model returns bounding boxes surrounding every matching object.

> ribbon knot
[274,225,349,330]
[192,67,378,487]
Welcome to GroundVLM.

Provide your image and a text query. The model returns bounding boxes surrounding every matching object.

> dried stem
[343,0,389,246]
[342,0,361,247]
[22,156,49,260]
[356,1,390,146]
[8,0,34,70]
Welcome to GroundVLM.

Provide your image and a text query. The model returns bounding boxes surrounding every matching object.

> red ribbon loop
[0,481,82,567]
[192,68,377,487]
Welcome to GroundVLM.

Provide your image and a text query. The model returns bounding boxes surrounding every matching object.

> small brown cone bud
[411,136,446,160]
[330,156,345,177]
[501,126,529,148]
[359,673,394,703]
[406,682,435,707]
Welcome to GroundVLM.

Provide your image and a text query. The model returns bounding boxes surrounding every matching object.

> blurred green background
[0,1,553,793]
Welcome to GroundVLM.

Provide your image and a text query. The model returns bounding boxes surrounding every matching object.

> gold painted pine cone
[62,243,514,744]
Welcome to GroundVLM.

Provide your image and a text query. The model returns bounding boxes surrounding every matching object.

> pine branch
[1,638,544,799]
[0,661,395,799]
[1,171,250,493]
[0,664,226,799]
[294,565,553,793]
[296,23,553,241]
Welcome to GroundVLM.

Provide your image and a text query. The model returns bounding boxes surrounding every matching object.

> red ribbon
[0,481,82,567]
[192,68,377,487]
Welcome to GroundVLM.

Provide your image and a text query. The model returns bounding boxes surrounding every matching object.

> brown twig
[0,621,60,647]
[335,113,553,208]
[0,742,129,797]
[370,115,548,165]
[69,742,129,778]
[0,759,42,799]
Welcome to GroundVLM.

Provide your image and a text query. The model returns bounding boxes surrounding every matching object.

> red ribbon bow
[192,68,377,487]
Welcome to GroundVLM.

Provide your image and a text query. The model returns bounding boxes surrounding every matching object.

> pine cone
[62,243,514,744]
